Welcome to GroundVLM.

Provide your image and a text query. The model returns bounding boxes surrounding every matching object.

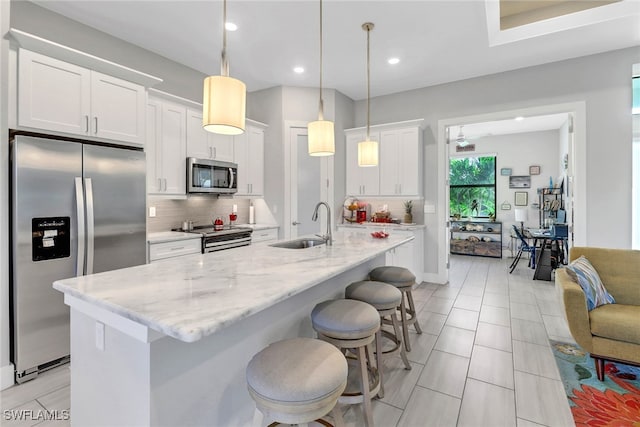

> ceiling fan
[452,125,491,147]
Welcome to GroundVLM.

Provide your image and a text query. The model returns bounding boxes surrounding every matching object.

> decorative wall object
[529,165,541,175]
[514,191,528,206]
[509,175,531,188]
[501,201,512,210]
[500,168,512,176]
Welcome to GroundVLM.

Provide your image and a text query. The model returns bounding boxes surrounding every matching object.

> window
[450,155,496,218]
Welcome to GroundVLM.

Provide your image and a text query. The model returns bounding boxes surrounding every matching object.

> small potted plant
[403,200,413,224]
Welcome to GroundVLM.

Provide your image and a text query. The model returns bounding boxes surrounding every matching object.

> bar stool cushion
[311,299,380,340]
[246,338,347,404]
[345,281,402,310]
[369,266,416,288]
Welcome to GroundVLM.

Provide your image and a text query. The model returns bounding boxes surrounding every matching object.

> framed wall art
[509,175,531,188]
[529,165,541,175]
[514,191,528,206]
[500,168,512,176]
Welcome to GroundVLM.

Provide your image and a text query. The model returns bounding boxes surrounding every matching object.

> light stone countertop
[147,231,202,244]
[337,222,426,231]
[54,230,412,343]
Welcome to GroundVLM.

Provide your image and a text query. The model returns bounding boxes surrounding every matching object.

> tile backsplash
[147,196,250,233]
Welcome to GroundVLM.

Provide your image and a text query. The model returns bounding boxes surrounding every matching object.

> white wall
[355,46,640,278]
[452,130,561,245]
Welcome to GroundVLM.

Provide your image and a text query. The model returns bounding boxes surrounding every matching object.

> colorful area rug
[550,340,640,426]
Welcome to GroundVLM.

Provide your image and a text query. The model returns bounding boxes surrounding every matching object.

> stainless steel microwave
[187,158,238,194]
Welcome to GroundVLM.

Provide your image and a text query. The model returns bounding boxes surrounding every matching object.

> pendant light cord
[221,0,229,76]
[318,0,324,121]
[363,23,373,140]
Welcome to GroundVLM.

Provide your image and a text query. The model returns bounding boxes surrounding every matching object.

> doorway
[435,102,587,285]
[284,122,334,239]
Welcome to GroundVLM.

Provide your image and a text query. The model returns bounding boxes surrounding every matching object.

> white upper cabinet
[18,49,91,135]
[379,127,421,196]
[18,49,146,146]
[186,108,234,162]
[146,97,187,196]
[235,122,266,197]
[345,132,380,196]
[345,120,423,198]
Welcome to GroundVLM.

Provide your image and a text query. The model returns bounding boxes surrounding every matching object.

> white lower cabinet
[251,227,279,244]
[148,238,201,262]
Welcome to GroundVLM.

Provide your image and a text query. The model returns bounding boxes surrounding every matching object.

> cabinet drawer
[149,239,201,262]
[251,228,278,244]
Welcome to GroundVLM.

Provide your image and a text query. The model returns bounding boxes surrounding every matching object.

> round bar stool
[246,337,348,427]
[311,299,380,427]
[369,266,422,352]
[345,280,412,399]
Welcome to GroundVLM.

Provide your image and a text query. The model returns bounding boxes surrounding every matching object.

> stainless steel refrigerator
[10,135,146,383]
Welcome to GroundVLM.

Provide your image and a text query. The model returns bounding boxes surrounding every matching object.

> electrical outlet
[149,206,156,217]
[95,321,105,351]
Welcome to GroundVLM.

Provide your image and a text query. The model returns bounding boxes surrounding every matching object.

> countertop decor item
[403,200,413,224]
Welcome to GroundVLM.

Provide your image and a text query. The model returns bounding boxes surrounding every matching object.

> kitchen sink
[270,238,326,249]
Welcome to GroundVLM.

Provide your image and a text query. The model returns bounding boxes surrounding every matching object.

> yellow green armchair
[555,247,640,380]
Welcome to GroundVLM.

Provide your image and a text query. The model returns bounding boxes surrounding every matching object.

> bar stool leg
[399,292,411,352]
[406,290,422,334]
[358,345,374,427]
[331,404,345,427]
[374,329,384,399]
[391,312,412,370]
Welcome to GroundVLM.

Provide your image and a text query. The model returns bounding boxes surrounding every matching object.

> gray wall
[10,1,206,101]
[354,46,640,276]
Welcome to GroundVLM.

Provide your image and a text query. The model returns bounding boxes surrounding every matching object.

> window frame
[449,155,497,219]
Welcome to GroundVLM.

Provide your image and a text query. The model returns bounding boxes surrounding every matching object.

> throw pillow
[564,256,615,311]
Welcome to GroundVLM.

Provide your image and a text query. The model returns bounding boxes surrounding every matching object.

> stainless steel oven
[187,158,237,194]
[188,226,253,253]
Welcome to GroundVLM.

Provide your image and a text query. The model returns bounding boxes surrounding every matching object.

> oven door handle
[204,236,252,248]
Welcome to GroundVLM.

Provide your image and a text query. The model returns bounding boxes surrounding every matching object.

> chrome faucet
[312,202,332,246]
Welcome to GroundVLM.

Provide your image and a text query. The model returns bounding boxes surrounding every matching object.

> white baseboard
[421,271,448,285]
[1,363,15,390]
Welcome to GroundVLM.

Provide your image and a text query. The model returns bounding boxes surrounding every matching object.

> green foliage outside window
[450,156,496,217]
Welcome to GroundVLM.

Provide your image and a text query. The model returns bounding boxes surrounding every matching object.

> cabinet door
[90,71,145,145]
[160,102,187,195]
[186,108,211,159]
[234,131,250,195]
[18,49,90,135]
[345,132,380,196]
[146,99,163,194]
[397,127,420,195]
[379,130,400,195]
[210,134,235,162]
[247,126,264,196]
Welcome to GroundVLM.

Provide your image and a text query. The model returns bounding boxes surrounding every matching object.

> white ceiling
[30,0,640,101]
[451,113,569,141]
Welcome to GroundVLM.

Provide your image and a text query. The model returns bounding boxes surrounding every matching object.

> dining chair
[509,225,536,274]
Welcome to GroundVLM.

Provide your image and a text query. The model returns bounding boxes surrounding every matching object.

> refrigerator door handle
[75,177,86,276]
[85,178,95,275]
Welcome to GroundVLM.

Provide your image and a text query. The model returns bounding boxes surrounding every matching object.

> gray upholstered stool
[311,299,380,427]
[246,337,347,426]
[369,266,423,352]
[345,280,412,399]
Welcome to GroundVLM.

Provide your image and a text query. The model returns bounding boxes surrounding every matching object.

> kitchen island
[53,230,413,426]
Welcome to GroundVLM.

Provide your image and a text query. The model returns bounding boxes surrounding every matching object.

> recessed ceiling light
[225,22,238,31]
[388,57,400,65]
[293,66,305,74]
[515,116,525,121]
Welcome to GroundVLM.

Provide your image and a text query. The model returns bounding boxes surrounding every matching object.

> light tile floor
[1,254,576,426]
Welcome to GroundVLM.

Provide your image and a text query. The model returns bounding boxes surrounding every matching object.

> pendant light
[358,22,377,167]
[308,0,335,156]
[203,0,246,135]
